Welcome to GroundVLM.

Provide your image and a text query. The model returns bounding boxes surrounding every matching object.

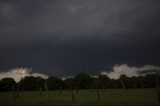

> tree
[98,75,110,89]
[120,75,127,92]
[73,73,92,89]
[19,76,45,91]
[36,77,45,89]
[47,76,62,90]
[144,74,156,88]
[63,78,75,90]
[0,78,16,92]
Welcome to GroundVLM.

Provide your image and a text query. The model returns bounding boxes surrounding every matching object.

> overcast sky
[0,0,160,76]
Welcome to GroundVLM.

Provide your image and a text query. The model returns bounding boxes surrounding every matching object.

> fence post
[16,87,20,97]
[76,86,79,93]
[40,86,42,96]
[156,73,160,102]
[12,85,16,103]
[71,88,75,103]
[95,80,101,102]
[121,79,126,93]
[140,82,144,89]
[59,86,63,95]
[45,82,49,101]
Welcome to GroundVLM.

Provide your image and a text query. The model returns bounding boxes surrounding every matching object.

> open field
[0,89,160,106]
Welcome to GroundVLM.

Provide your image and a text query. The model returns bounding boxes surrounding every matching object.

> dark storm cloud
[0,0,160,76]
[0,0,160,46]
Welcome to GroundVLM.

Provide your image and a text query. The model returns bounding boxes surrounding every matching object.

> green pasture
[0,89,160,106]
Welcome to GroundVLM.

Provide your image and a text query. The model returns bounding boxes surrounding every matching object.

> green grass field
[0,89,160,106]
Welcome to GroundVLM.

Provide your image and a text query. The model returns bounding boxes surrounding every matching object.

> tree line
[0,73,160,92]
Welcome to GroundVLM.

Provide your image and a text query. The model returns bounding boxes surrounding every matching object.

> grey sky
[0,0,160,76]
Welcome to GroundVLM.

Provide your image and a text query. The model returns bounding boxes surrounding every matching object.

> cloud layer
[0,68,48,82]
[101,64,160,79]
[1,64,160,82]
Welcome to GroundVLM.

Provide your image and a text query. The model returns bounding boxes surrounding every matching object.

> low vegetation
[0,73,159,91]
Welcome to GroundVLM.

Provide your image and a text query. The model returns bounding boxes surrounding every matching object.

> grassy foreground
[0,89,160,106]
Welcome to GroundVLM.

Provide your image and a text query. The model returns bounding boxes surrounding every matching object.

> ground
[0,89,160,106]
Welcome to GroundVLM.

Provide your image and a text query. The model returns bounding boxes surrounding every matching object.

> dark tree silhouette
[0,78,16,92]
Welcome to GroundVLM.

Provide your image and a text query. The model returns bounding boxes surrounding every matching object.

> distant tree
[144,74,156,88]
[137,76,146,88]
[129,76,141,88]
[120,75,127,92]
[90,77,97,89]
[98,75,110,89]
[19,76,45,91]
[63,78,75,89]
[0,78,16,92]
[114,79,122,89]
[36,77,45,88]
[47,76,62,90]
[73,73,92,89]
[8,72,160,91]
